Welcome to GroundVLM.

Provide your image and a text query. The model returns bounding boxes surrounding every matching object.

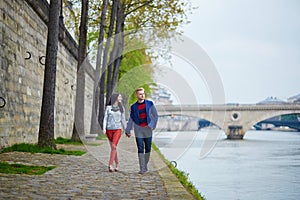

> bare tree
[110,1,125,94]
[90,0,109,135]
[93,0,192,128]
[71,0,89,141]
[38,0,61,149]
[98,0,119,128]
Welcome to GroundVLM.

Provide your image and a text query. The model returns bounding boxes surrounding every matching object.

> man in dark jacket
[125,87,158,174]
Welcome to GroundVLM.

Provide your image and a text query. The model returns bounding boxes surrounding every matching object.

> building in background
[150,85,173,105]
[257,96,288,105]
[287,94,300,104]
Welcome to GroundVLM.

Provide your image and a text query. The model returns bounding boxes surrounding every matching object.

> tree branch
[125,0,154,17]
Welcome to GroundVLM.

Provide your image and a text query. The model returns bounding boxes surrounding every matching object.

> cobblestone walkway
[0,135,196,200]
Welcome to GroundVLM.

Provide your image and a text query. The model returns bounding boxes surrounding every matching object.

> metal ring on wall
[39,56,46,65]
[0,97,6,108]
[25,51,31,60]
[170,161,177,168]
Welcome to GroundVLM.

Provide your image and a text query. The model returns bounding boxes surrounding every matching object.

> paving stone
[0,136,196,199]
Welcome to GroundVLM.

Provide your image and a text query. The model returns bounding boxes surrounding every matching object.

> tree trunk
[105,0,121,105]
[38,0,61,149]
[90,0,108,135]
[71,0,89,141]
[111,1,125,92]
[105,50,113,104]
[98,0,118,127]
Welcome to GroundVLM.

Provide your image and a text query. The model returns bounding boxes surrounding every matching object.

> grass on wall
[1,143,85,156]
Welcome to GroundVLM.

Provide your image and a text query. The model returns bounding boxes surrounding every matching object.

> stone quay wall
[0,0,95,148]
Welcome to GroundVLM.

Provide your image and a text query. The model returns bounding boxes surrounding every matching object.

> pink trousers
[106,129,122,166]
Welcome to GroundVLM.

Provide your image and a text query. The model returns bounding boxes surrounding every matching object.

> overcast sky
[156,0,300,104]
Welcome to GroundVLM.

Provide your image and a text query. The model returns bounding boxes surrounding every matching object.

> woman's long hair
[108,93,124,113]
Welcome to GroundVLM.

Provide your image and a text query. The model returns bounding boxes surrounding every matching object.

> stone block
[0,126,10,137]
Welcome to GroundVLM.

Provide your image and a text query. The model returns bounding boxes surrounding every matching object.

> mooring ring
[170,160,177,167]
[0,97,6,108]
[39,56,46,65]
[25,51,31,60]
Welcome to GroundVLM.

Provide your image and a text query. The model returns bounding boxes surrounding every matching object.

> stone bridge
[156,104,300,139]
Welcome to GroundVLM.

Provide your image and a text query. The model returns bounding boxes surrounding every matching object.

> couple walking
[102,87,158,173]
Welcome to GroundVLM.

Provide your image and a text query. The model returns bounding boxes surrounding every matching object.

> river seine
[153,130,300,200]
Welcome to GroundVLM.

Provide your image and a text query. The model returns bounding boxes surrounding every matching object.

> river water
[153,130,300,200]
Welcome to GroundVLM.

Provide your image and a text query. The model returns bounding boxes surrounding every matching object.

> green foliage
[125,0,192,38]
[63,0,81,39]
[0,162,56,175]
[64,0,192,38]
[63,0,193,64]
[115,48,155,106]
[55,137,83,145]
[1,143,85,156]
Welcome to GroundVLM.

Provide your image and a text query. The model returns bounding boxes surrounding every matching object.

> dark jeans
[134,126,153,153]
[135,136,152,154]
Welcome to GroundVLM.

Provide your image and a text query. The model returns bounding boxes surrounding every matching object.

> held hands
[147,126,155,131]
[125,132,131,138]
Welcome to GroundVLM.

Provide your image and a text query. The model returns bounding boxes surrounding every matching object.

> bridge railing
[156,104,300,111]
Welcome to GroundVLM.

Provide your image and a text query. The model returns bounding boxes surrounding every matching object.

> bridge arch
[244,111,300,133]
